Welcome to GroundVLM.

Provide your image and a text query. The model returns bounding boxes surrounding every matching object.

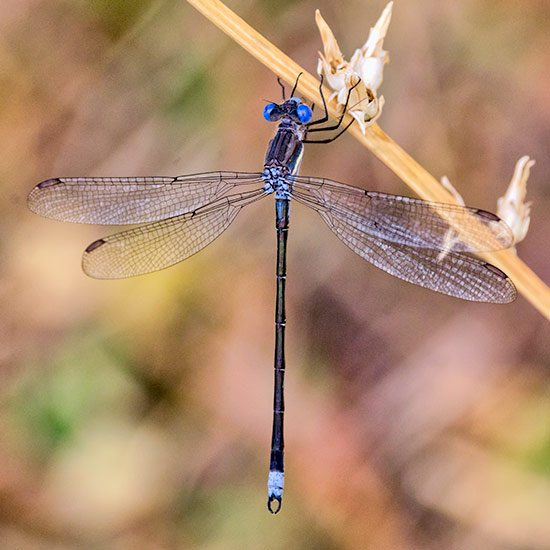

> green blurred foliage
[5,331,139,459]
[83,0,156,39]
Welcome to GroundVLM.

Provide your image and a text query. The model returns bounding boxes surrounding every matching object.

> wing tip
[476,208,516,250]
[28,179,62,214]
[483,262,517,303]
[82,241,111,280]
[27,178,61,217]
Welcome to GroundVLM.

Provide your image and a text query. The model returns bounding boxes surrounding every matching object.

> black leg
[305,74,330,127]
[307,77,362,133]
[290,72,303,97]
[302,117,356,144]
[277,77,286,100]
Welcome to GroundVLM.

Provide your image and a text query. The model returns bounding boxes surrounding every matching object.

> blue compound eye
[296,103,312,123]
[263,103,276,121]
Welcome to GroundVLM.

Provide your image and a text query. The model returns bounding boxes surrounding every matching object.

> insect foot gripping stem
[267,470,284,513]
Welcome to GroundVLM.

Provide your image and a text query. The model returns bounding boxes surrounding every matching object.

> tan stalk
[186,0,550,319]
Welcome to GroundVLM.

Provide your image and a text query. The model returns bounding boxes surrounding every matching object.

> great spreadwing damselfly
[28,75,516,514]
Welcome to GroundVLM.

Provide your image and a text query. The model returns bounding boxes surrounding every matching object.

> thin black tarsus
[290,72,303,97]
[303,75,361,144]
[277,76,286,100]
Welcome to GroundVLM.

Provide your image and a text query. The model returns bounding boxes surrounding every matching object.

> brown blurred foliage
[0,1,549,548]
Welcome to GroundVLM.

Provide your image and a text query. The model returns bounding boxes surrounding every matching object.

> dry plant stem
[187,0,550,319]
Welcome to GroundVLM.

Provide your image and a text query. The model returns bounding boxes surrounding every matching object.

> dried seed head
[316,2,393,133]
[497,155,534,248]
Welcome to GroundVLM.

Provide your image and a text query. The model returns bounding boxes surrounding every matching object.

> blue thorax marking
[263,167,293,199]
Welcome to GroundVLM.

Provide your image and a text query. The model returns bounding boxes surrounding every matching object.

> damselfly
[28,76,516,514]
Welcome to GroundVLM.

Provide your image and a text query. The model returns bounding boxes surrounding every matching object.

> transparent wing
[291,175,514,252]
[82,188,267,279]
[292,180,516,303]
[28,171,264,225]
[318,207,516,302]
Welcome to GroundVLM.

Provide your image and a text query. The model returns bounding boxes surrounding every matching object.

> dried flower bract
[497,156,534,249]
[316,2,393,133]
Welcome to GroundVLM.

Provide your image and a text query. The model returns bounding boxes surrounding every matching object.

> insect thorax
[263,121,305,200]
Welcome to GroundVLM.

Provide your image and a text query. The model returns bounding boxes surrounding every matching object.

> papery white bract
[316,2,393,133]
[497,156,534,249]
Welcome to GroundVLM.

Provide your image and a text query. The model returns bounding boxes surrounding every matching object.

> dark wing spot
[37,178,62,189]
[85,238,106,253]
[484,262,508,279]
[476,208,500,222]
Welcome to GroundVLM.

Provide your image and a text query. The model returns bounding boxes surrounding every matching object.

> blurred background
[0,0,549,548]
